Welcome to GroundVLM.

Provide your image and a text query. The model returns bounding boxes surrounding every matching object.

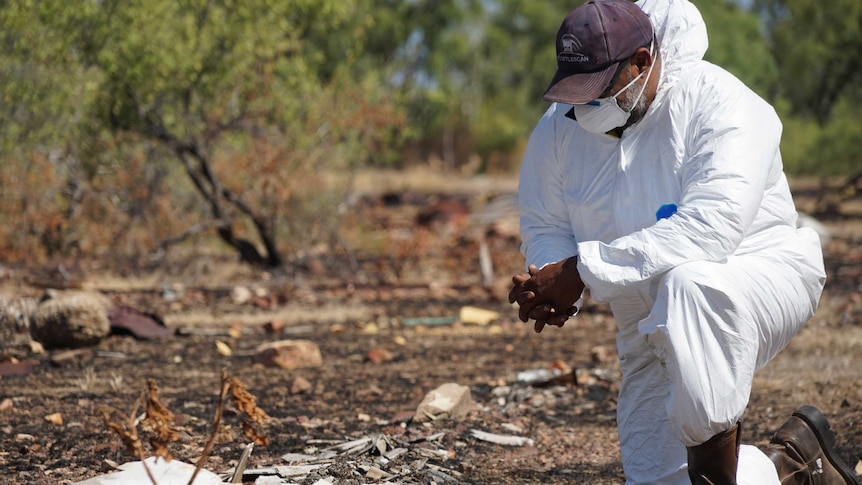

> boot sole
[793,405,860,485]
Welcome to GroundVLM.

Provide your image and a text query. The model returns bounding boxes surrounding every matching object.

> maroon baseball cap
[543,0,653,105]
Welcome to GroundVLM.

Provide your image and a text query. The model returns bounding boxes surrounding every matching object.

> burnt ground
[1,173,861,485]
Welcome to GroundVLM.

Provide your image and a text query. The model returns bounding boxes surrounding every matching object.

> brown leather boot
[764,405,860,485]
[687,422,741,484]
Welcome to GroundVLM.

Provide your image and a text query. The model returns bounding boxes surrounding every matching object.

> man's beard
[618,77,649,129]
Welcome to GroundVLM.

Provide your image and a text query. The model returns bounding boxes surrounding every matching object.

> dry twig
[97,372,270,485]
[98,398,158,485]
[142,378,181,460]
[188,370,232,485]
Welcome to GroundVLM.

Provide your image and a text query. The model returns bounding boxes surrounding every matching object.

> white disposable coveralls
[517,1,826,484]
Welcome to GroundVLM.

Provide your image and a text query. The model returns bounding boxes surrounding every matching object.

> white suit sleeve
[518,106,579,270]
[577,73,782,302]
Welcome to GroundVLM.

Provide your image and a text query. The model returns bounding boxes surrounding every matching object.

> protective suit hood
[638,0,708,106]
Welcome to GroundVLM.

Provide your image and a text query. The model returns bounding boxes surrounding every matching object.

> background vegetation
[0,0,859,268]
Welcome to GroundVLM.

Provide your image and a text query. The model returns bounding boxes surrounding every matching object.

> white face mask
[573,43,655,134]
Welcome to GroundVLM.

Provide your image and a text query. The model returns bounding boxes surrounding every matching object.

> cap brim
[542,62,619,105]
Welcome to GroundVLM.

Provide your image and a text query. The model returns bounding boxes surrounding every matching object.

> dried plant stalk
[188,370,232,485]
[98,398,158,485]
[142,378,180,460]
[231,376,270,445]
[96,373,269,485]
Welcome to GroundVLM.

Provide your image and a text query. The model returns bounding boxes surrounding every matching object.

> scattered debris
[400,306,500,328]
[414,383,473,423]
[401,316,458,327]
[239,431,462,484]
[229,442,254,483]
[0,360,34,376]
[517,368,577,387]
[469,429,534,447]
[49,349,92,366]
[458,306,499,326]
[107,305,171,340]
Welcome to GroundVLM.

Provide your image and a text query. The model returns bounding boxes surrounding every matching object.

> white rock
[414,383,473,422]
[232,286,253,305]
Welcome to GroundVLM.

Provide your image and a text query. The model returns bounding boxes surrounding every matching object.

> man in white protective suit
[507,0,860,484]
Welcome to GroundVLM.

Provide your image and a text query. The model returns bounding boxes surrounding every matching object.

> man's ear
[633,47,653,74]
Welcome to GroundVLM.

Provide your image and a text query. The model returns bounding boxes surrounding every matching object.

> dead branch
[98,398,159,485]
[155,221,222,253]
[188,370,232,485]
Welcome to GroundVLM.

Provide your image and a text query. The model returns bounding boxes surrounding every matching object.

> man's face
[597,46,655,128]
[616,69,650,125]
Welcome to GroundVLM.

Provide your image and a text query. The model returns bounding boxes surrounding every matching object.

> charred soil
[1,179,861,485]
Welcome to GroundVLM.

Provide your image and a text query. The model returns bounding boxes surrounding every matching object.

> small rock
[291,377,312,395]
[44,412,63,426]
[590,345,611,363]
[254,340,323,370]
[414,383,473,423]
[263,320,285,334]
[365,347,394,365]
[232,286,253,305]
[0,398,13,412]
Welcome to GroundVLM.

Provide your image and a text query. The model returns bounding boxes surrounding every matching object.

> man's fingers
[533,319,545,333]
[512,272,531,284]
[527,304,552,321]
[515,291,536,306]
[528,304,552,332]
[544,305,578,328]
[518,295,540,322]
[546,312,569,327]
[508,273,531,303]
[527,264,540,276]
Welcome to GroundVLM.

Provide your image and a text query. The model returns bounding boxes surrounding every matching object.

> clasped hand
[507,256,585,333]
